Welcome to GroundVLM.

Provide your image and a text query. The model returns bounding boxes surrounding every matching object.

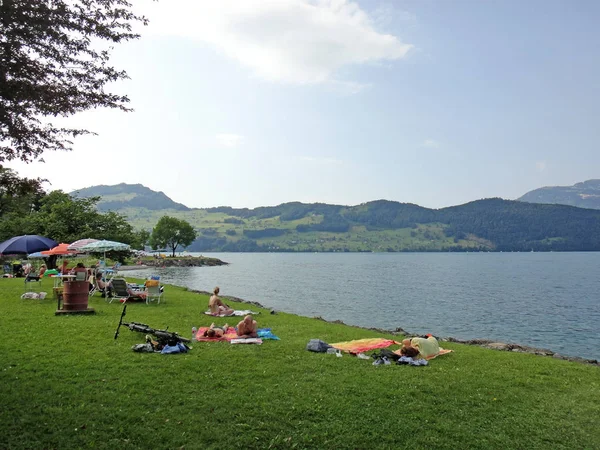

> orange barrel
[62,281,90,311]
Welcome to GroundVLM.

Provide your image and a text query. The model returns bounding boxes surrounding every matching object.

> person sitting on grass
[203,322,230,338]
[209,286,234,316]
[400,335,440,359]
[236,315,258,338]
[38,264,47,278]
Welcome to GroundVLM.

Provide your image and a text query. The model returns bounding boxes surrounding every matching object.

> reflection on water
[126,252,600,360]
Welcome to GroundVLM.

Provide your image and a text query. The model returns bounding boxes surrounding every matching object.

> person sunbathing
[203,323,230,338]
[209,286,234,316]
[400,335,440,359]
[236,315,258,338]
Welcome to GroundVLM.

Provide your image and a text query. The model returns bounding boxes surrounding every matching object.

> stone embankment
[188,289,599,367]
[142,256,228,268]
[310,317,599,366]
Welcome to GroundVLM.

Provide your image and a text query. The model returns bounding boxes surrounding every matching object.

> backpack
[306,339,331,353]
[372,348,400,361]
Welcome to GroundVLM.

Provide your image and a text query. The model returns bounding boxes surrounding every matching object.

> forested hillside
[73,184,600,252]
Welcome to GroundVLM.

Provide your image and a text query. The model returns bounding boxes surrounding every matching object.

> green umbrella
[78,240,130,266]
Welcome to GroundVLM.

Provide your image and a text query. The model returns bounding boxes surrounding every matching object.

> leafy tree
[0,189,144,248]
[150,216,196,257]
[0,166,46,216]
[0,0,148,162]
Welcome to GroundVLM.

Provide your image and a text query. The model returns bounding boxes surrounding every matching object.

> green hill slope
[73,184,600,252]
[518,179,600,209]
[71,183,189,212]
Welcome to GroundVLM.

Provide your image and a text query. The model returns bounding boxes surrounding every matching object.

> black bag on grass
[306,339,331,353]
[372,348,400,361]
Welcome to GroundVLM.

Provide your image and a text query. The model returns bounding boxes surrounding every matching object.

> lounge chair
[110,278,148,303]
[109,278,131,304]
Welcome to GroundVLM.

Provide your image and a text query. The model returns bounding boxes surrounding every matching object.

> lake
[125,252,600,360]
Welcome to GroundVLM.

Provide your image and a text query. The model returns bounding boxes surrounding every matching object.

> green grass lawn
[1,277,599,449]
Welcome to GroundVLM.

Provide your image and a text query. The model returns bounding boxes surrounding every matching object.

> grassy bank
[1,278,598,449]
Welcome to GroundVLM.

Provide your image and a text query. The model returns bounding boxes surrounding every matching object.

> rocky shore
[142,256,228,268]
[183,288,598,366]
[313,318,600,366]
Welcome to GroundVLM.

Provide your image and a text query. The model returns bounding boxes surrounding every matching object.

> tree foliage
[0,166,46,216]
[150,216,196,257]
[0,0,148,162]
[0,185,147,251]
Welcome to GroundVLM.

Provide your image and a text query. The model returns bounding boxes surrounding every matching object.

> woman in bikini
[208,287,234,316]
[203,322,230,338]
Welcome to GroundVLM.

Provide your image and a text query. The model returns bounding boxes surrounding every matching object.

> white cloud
[422,139,440,149]
[535,161,547,172]
[147,0,413,86]
[299,156,343,165]
[216,133,244,148]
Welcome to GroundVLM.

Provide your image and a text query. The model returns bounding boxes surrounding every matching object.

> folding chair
[24,274,42,291]
[144,279,163,305]
[88,275,98,298]
[74,271,88,281]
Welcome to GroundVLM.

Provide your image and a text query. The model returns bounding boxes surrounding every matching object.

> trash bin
[62,281,89,311]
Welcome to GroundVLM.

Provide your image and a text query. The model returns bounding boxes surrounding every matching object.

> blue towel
[257,328,280,340]
[161,342,189,354]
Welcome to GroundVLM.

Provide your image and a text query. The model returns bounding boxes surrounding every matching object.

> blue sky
[8,0,600,209]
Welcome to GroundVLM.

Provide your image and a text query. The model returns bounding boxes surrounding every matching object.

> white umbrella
[67,238,99,252]
[78,240,131,266]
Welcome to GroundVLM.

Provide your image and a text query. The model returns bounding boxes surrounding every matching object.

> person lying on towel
[236,315,258,338]
[209,286,234,316]
[400,335,440,359]
[203,323,230,338]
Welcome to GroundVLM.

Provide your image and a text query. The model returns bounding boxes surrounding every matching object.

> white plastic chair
[145,280,163,305]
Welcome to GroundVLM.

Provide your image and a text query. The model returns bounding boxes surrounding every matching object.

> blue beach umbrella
[0,235,58,256]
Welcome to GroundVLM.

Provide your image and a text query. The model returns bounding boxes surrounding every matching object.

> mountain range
[518,179,600,210]
[70,181,600,252]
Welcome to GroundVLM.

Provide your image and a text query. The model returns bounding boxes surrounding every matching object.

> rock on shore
[142,256,228,268]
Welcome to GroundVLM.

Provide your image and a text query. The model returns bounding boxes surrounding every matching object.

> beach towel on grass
[393,348,453,360]
[230,338,262,345]
[330,338,400,354]
[204,310,260,317]
[257,328,280,340]
[194,327,238,342]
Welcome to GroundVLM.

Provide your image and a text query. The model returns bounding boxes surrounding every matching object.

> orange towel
[194,327,237,342]
[330,338,400,354]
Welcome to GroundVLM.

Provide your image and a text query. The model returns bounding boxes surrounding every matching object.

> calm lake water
[126,252,600,360]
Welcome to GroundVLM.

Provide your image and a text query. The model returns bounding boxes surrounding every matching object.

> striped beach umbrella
[67,238,99,252]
